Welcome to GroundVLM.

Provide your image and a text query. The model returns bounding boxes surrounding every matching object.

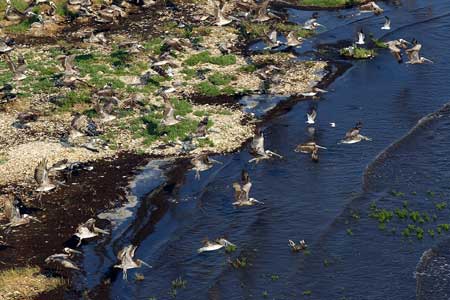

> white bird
[356,30,365,45]
[306,109,317,124]
[265,30,281,49]
[34,158,56,192]
[381,16,390,30]
[74,218,109,246]
[114,245,151,280]
[197,238,235,253]
[330,122,336,127]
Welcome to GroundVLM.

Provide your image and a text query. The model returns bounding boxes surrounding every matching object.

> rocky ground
[0,0,345,298]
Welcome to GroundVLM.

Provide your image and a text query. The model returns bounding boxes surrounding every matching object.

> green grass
[172,98,193,116]
[208,73,235,86]
[196,82,221,96]
[184,51,236,66]
[340,46,375,59]
[5,15,40,33]
[143,37,164,55]
[57,90,91,111]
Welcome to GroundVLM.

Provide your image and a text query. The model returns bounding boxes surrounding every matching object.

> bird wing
[269,30,277,44]
[34,158,48,185]
[251,135,265,156]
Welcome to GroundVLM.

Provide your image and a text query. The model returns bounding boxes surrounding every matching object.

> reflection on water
[79,1,450,299]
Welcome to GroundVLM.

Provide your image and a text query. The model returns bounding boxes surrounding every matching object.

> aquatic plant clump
[340,46,376,59]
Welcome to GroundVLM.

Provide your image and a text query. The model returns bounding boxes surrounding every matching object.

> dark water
[77,1,450,299]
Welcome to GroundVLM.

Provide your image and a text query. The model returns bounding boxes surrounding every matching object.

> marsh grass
[208,73,235,86]
[0,266,64,300]
[184,51,236,66]
[340,46,375,59]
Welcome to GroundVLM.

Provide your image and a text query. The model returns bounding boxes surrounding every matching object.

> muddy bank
[0,152,148,269]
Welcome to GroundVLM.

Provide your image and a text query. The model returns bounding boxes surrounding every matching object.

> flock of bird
[0,0,435,281]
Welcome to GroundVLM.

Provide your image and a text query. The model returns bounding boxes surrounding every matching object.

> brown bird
[254,0,271,22]
[34,158,56,192]
[161,94,179,126]
[114,245,151,280]
[193,116,209,138]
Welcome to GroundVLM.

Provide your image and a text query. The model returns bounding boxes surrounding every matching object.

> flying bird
[190,154,221,179]
[406,39,433,64]
[232,170,262,206]
[341,121,371,144]
[114,245,151,280]
[306,108,317,124]
[74,218,109,246]
[45,248,82,270]
[248,127,282,163]
[198,238,236,253]
[381,16,390,30]
[211,0,233,26]
[34,158,56,192]
[356,29,365,45]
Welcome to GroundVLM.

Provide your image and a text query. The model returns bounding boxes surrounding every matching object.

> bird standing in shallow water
[114,245,151,280]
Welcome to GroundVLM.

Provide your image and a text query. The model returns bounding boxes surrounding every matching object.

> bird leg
[195,170,201,180]
[266,150,283,158]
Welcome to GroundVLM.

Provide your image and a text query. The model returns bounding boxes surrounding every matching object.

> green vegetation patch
[184,51,236,66]
[298,0,365,8]
[340,46,375,59]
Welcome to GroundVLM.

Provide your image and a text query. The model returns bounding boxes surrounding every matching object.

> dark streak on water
[75,1,450,299]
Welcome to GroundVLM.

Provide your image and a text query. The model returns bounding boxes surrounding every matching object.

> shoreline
[0,0,359,298]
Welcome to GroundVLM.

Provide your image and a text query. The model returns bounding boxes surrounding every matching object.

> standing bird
[45,248,82,270]
[356,29,365,45]
[34,158,56,192]
[211,0,233,26]
[406,39,433,64]
[341,121,371,144]
[306,108,317,124]
[190,154,221,179]
[254,0,271,22]
[249,128,282,163]
[74,218,109,247]
[381,16,391,30]
[114,245,151,280]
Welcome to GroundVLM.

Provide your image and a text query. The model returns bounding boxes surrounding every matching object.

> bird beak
[316,145,327,149]
[209,158,223,165]
[139,260,152,268]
